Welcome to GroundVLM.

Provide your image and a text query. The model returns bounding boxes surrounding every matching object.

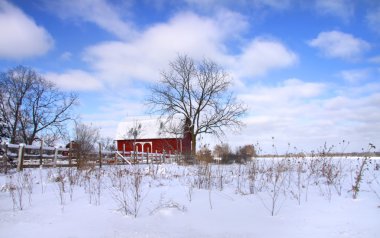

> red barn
[115,116,192,156]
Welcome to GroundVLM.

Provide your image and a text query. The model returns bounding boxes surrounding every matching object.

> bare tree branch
[0,65,78,144]
[147,55,247,156]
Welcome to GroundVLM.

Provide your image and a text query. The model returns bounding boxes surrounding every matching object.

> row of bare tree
[197,143,256,163]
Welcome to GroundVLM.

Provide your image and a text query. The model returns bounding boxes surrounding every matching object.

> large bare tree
[0,65,78,144]
[147,55,247,156]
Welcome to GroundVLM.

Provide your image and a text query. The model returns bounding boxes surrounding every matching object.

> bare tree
[147,55,247,156]
[0,116,10,173]
[38,131,64,147]
[238,144,256,162]
[197,145,213,163]
[99,137,116,151]
[213,143,232,163]
[73,122,100,168]
[0,65,78,144]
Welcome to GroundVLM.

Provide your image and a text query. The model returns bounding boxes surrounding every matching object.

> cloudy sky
[0,0,379,153]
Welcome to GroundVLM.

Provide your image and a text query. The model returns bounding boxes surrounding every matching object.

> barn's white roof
[115,116,184,140]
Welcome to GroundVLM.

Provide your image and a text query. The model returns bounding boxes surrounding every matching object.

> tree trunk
[191,133,196,158]
[10,109,20,144]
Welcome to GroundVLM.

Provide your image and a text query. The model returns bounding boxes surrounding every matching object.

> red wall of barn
[117,138,191,155]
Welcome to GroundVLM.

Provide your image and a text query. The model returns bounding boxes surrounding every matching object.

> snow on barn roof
[115,116,184,140]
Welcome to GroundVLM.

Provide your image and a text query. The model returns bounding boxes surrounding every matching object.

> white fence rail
[0,143,184,172]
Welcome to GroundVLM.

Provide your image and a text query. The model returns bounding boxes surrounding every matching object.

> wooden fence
[0,143,184,172]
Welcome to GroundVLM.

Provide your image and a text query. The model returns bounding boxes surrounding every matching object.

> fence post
[53,147,58,167]
[98,142,102,168]
[39,139,43,166]
[4,144,8,174]
[17,144,25,171]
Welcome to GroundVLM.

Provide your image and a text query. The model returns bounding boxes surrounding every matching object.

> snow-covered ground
[1,157,379,238]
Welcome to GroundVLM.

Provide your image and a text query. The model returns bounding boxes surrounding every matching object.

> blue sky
[0,0,379,153]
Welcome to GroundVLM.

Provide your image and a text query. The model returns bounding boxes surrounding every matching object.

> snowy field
[1,157,379,238]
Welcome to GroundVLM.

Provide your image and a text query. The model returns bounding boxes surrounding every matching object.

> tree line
[197,143,256,164]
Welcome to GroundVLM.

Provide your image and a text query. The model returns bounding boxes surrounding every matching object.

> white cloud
[45,70,103,91]
[229,80,380,153]
[83,11,239,83]
[339,69,370,83]
[42,0,136,40]
[0,1,53,59]
[240,78,325,105]
[83,11,296,84]
[314,0,354,22]
[308,31,370,60]
[214,9,249,36]
[80,88,151,138]
[236,38,298,78]
[366,7,380,34]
